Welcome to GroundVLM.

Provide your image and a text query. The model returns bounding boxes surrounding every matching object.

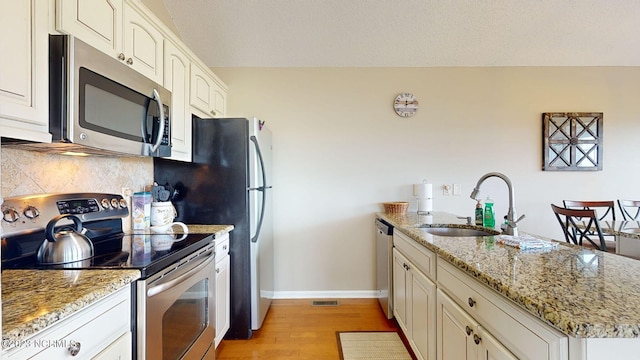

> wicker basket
[383,202,409,214]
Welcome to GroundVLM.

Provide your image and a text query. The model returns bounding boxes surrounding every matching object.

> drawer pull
[68,340,81,356]
[473,334,482,345]
[465,325,473,335]
[468,297,476,308]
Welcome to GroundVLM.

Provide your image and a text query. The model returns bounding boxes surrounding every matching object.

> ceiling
[161,0,640,68]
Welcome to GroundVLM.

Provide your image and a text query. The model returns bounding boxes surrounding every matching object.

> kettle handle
[45,214,83,242]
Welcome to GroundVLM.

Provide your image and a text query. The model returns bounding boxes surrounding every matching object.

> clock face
[393,93,419,117]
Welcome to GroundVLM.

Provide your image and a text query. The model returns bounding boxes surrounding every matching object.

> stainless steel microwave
[46,35,171,157]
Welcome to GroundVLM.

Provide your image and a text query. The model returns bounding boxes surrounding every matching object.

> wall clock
[393,93,419,117]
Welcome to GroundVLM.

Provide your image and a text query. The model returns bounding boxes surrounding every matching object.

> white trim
[272,290,377,299]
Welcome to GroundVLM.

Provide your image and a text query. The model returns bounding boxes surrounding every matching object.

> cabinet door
[476,326,518,360]
[215,254,230,347]
[392,249,409,333]
[123,3,164,84]
[0,0,51,142]
[56,0,123,58]
[190,63,227,118]
[437,289,478,360]
[164,40,191,161]
[410,266,436,360]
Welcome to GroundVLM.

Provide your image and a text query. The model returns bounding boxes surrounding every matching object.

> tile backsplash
[1,148,153,198]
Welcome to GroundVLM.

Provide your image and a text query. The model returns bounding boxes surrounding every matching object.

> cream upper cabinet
[0,0,51,143]
[164,40,191,161]
[190,63,227,118]
[56,0,123,57]
[56,0,164,84]
[122,2,164,84]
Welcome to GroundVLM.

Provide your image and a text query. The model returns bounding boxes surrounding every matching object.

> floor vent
[311,300,340,307]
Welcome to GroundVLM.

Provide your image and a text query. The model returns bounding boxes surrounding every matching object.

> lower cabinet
[3,286,132,360]
[437,260,567,360]
[214,234,231,348]
[437,288,516,360]
[393,233,437,360]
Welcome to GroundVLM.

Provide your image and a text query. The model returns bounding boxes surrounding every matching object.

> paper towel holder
[414,180,433,215]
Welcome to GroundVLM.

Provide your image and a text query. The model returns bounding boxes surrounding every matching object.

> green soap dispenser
[475,200,484,226]
[483,196,495,228]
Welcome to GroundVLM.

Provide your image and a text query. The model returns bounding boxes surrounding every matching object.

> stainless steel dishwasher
[375,218,394,319]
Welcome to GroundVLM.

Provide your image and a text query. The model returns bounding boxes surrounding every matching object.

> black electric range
[1,193,214,278]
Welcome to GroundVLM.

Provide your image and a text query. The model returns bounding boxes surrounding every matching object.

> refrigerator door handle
[250,135,269,243]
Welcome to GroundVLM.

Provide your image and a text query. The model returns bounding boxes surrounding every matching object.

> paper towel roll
[425,184,433,199]
[413,183,433,198]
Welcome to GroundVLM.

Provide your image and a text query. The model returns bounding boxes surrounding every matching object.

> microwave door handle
[150,89,165,153]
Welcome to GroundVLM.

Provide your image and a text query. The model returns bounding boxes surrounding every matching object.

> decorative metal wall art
[542,112,603,171]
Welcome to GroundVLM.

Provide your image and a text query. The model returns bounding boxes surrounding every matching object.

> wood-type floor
[215,298,401,360]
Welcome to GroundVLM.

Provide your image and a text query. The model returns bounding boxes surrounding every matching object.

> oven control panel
[1,193,129,237]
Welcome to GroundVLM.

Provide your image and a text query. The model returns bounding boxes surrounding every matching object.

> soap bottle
[475,200,484,226]
[483,196,495,228]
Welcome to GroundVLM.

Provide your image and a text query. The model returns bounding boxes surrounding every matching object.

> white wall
[214,66,640,297]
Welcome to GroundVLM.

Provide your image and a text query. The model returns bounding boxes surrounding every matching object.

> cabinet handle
[223,245,228,250]
[68,340,81,356]
[126,58,134,65]
[403,263,409,270]
[216,267,220,274]
[468,297,476,308]
[465,325,473,335]
[473,333,482,345]
[118,53,125,61]
[210,110,217,116]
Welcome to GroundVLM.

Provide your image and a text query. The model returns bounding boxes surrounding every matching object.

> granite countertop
[377,211,640,339]
[1,269,140,344]
[180,224,234,237]
[2,224,232,346]
[128,224,234,237]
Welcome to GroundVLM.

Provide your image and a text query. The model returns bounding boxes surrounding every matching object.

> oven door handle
[147,254,214,298]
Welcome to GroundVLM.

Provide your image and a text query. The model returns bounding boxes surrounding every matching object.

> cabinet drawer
[438,260,567,360]
[30,289,130,359]
[394,230,436,281]
[215,233,230,260]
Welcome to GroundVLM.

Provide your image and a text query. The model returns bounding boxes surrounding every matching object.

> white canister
[150,201,177,226]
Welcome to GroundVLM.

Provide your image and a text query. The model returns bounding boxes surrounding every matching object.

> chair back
[617,200,640,221]
[551,204,608,251]
[562,200,616,222]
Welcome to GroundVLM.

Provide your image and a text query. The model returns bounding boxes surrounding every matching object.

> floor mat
[336,331,414,360]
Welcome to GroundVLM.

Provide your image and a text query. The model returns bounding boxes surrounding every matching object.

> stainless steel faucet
[470,172,525,236]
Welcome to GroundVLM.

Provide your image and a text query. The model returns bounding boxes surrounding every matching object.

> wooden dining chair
[562,200,617,221]
[563,200,617,243]
[551,204,608,252]
[618,200,640,221]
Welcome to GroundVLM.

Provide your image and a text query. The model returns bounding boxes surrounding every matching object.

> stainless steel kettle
[37,214,94,265]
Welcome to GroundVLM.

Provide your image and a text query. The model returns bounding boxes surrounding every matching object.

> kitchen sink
[419,226,500,237]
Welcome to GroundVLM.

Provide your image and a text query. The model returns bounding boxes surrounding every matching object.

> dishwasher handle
[376,219,393,235]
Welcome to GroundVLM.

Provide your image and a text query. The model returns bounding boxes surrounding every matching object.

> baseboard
[272,290,378,299]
